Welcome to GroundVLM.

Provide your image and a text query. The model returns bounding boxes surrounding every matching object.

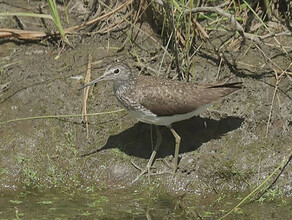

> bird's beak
[79,74,106,90]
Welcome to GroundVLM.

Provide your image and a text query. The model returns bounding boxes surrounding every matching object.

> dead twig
[66,0,133,33]
[184,6,292,44]
[185,6,246,39]
[89,9,132,35]
[255,152,292,201]
[266,72,279,137]
[252,43,292,136]
[0,0,133,41]
[82,55,93,140]
[0,28,50,40]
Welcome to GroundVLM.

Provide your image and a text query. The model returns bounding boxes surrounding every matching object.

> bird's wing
[135,76,242,117]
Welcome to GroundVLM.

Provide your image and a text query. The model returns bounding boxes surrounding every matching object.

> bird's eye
[114,68,120,74]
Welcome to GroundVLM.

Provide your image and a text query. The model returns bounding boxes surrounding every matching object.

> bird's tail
[208,82,243,89]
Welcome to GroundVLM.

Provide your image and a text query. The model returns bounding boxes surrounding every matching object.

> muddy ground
[0,0,292,219]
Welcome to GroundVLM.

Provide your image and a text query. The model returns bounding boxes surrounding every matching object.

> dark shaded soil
[0,0,292,219]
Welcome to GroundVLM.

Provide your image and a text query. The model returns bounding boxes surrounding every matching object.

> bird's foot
[160,158,179,176]
[131,160,172,184]
[131,161,155,184]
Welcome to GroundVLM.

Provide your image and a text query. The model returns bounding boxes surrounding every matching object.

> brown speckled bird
[81,62,243,182]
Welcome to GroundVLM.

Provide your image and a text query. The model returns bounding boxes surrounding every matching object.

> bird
[80,62,243,182]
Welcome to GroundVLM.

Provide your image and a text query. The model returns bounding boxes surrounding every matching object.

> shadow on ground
[82,116,244,159]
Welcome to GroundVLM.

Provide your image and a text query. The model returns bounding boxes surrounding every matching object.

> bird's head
[80,62,132,89]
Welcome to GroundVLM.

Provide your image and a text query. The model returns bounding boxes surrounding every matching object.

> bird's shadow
[82,116,244,159]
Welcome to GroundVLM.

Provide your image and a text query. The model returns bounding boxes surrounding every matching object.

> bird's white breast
[128,104,210,126]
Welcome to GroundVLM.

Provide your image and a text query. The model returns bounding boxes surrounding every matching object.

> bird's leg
[132,125,162,184]
[150,124,154,151]
[146,125,162,182]
[169,126,181,175]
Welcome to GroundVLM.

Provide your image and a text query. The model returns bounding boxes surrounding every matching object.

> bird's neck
[113,76,135,94]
